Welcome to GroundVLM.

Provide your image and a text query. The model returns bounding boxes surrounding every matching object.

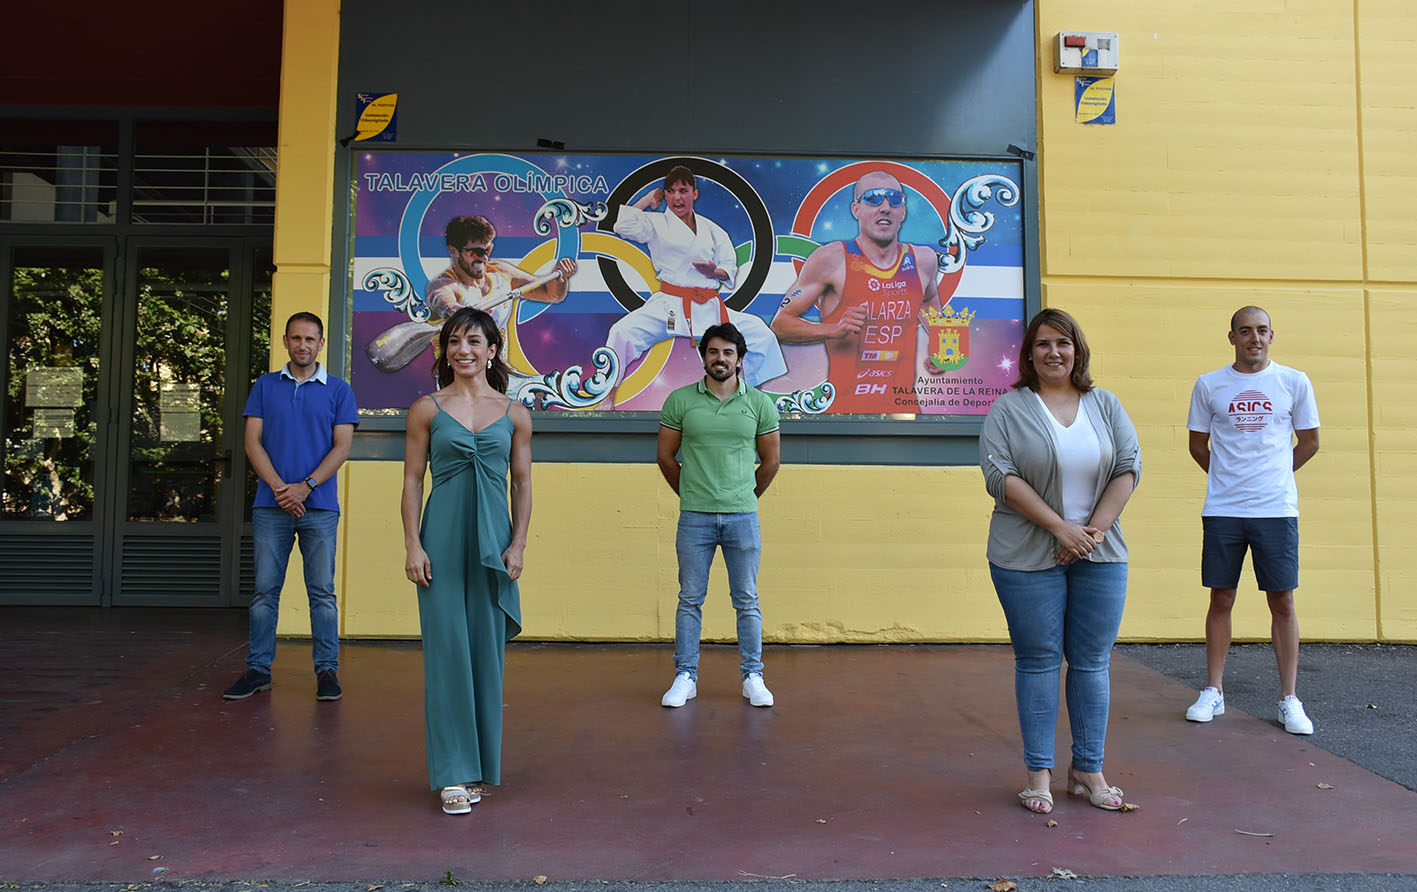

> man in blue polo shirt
[223,312,359,702]
[656,322,781,708]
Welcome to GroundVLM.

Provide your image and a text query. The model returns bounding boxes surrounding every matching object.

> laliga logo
[867,278,881,292]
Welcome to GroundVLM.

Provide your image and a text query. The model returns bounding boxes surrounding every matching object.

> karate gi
[610,205,786,387]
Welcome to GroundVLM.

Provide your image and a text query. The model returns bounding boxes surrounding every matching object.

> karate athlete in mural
[366,215,577,383]
[770,171,951,414]
[605,166,786,406]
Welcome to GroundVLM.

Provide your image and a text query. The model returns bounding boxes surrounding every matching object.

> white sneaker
[661,672,696,707]
[1186,686,1225,722]
[742,673,774,707]
[1279,695,1314,735]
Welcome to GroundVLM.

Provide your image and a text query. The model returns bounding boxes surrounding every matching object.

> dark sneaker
[316,669,342,701]
[222,669,271,700]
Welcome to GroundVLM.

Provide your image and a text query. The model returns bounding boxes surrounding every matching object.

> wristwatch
[303,476,319,490]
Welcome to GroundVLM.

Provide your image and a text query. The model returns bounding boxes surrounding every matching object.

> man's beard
[705,362,736,382]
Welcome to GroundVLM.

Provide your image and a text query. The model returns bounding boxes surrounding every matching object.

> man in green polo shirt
[656,322,782,708]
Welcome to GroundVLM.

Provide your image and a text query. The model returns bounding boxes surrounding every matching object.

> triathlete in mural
[605,165,786,406]
[400,307,532,815]
[979,308,1140,816]
[365,215,577,380]
[770,171,955,414]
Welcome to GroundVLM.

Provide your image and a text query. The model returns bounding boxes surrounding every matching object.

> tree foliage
[4,262,263,523]
[3,266,103,520]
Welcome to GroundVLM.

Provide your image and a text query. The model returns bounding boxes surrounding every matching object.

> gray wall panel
[335,0,1035,155]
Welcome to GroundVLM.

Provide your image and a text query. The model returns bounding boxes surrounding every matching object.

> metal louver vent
[0,534,97,604]
[237,532,255,606]
[118,533,222,604]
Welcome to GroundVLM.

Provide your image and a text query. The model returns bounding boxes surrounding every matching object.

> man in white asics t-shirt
[1184,306,1320,735]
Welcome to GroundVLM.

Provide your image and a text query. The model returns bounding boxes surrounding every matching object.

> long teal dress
[416,398,522,790]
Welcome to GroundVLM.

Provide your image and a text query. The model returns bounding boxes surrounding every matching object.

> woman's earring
[486,358,492,369]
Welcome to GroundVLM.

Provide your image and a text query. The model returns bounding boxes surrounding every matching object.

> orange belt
[660,281,729,341]
[660,281,721,303]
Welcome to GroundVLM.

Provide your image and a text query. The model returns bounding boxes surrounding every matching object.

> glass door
[111,242,251,605]
[0,237,271,606]
[0,240,117,604]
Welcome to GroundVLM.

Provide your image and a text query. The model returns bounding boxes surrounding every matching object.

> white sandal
[440,786,474,814]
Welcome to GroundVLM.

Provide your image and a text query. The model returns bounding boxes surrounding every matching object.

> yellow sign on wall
[1075,76,1116,124]
[354,92,398,142]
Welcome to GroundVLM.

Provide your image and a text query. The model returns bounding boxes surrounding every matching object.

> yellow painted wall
[272,1,1417,643]
[339,462,1004,642]
[1357,1,1417,639]
[1033,0,1414,642]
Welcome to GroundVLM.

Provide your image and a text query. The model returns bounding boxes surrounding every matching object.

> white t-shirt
[1036,391,1103,525]
[1187,361,1320,517]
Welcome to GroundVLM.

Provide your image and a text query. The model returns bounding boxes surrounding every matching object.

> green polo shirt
[660,377,780,514]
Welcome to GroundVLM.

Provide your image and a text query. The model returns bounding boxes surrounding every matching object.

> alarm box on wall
[1055,32,1119,75]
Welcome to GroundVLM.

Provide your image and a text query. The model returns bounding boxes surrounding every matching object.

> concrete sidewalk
[1,608,1414,890]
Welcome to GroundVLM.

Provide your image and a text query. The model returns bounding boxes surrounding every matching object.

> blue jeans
[248,507,341,674]
[989,560,1128,774]
[674,510,764,679]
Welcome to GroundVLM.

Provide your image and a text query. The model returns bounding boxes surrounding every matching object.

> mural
[351,152,1025,417]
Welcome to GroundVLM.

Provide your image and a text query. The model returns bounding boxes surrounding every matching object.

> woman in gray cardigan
[980,308,1141,815]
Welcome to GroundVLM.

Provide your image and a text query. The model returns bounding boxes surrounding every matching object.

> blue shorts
[1201,516,1300,592]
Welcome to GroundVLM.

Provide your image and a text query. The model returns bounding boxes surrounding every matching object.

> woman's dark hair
[1012,307,1094,393]
[434,307,511,393]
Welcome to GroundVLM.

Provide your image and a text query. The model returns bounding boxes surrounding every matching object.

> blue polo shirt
[243,363,359,513]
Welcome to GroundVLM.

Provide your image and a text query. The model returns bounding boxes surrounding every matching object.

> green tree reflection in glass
[4,265,103,521]
[127,264,228,522]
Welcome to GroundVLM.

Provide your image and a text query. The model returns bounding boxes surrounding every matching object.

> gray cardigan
[980,386,1142,570]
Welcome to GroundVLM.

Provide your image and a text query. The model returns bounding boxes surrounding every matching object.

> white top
[1187,360,1320,517]
[1036,391,1103,525]
[424,267,514,329]
[613,204,738,291]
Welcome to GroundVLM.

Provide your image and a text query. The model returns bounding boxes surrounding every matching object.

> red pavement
[2,607,1415,883]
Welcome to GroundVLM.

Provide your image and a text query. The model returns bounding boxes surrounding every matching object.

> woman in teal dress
[400,307,532,815]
